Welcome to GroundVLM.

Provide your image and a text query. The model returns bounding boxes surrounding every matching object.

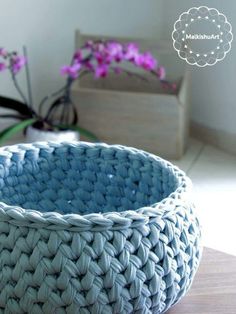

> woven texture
[0,142,201,314]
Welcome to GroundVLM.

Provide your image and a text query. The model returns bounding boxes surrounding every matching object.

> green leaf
[0,96,34,117]
[0,118,36,145]
[56,124,99,142]
[0,114,27,120]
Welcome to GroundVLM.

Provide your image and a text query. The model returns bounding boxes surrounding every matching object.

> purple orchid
[106,42,123,62]
[84,61,94,71]
[0,63,6,72]
[0,48,7,57]
[84,40,94,49]
[0,43,175,145]
[0,48,27,75]
[61,40,159,79]
[94,51,111,65]
[60,40,175,92]
[124,43,139,61]
[95,64,109,78]
[73,49,83,62]
[135,52,157,71]
[11,55,27,74]
[156,66,166,80]
[60,63,81,79]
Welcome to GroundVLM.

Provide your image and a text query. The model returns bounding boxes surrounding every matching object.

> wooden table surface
[167,247,236,314]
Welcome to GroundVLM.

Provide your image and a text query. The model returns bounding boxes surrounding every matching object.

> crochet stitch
[0,142,201,313]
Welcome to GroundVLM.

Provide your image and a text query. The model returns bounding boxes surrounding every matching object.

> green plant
[0,47,98,144]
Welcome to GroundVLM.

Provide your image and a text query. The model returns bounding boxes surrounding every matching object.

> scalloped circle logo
[172,6,233,67]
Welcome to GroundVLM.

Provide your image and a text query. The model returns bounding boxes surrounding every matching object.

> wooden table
[167,247,236,314]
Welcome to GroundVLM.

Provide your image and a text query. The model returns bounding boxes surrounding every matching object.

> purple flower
[95,51,105,65]
[124,43,139,61]
[95,51,112,65]
[11,55,27,74]
[60,63,81,79]
[85,40,93,49]
[84,61,94,71]
[73,49,83,62]
[59,40,168,87]
[106,42,123,62]
[135,52,157,70]
[95,42,106,53]
[156,66,166,80]
[95,64,108,78]
[0,62,6,72]
[0,48,7,57]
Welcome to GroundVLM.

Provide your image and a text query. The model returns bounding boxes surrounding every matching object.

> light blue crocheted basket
[0,142,201,314]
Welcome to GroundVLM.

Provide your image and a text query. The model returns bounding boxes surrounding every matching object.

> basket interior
[0,145,179,215]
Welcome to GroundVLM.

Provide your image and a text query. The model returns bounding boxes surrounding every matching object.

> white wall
[1,0,235,137]
[0,0,162,117]
[161,0,236,135]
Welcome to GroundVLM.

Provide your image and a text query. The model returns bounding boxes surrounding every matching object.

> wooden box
[71,31,191,159]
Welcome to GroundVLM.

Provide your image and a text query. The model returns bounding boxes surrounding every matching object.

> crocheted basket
[0,142,201,314]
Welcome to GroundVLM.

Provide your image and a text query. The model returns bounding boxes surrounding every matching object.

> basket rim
[0,141,192,232]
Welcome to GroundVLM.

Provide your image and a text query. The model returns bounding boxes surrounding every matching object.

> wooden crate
[71,31,191,159]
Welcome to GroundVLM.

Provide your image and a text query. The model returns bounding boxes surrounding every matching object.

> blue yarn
[0,142,202,313]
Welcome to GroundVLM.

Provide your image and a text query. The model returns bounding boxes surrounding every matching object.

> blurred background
[0,0,236,256]
[0,0,235,145]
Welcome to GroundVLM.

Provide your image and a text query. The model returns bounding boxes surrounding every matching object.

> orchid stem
[11,71,29,106]
[23,46,33,109]
[38,84,67,115]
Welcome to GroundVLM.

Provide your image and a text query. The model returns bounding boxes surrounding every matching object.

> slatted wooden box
[71,31,190,159]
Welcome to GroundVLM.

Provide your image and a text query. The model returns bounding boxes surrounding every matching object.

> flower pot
[0,142,202,313]
[25,126,79,142]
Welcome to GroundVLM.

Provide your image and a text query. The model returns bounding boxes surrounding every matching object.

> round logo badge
[172,6,233,67]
